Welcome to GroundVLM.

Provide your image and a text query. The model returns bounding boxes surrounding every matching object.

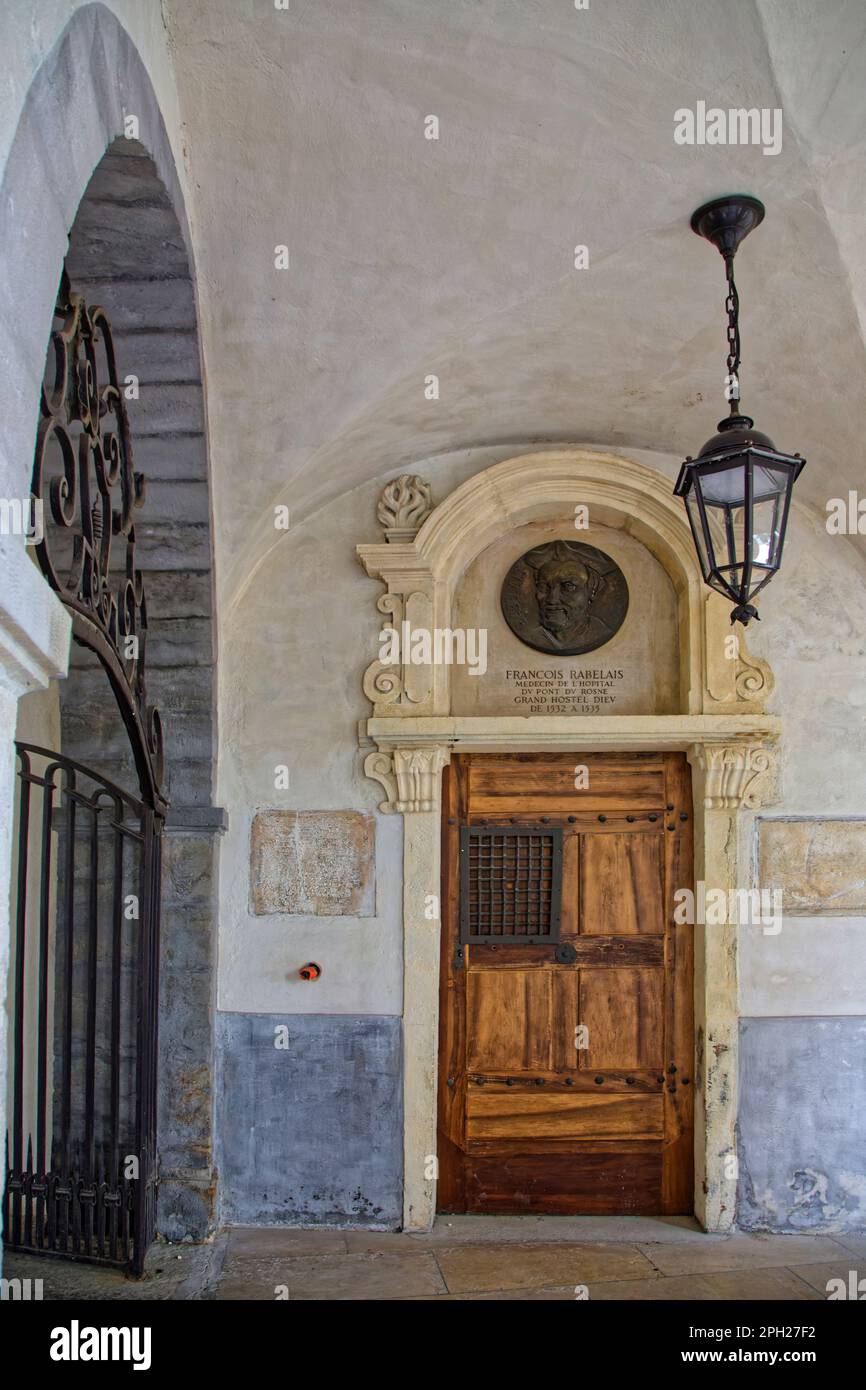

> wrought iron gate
[3,271,167,1274]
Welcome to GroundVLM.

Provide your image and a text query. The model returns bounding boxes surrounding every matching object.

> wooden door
[437,752,693,1214]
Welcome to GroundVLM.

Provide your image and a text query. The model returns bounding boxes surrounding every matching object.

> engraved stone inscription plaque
[500,539,629,656]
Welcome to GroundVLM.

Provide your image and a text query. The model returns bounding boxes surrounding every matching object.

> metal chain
[724,254,740,408]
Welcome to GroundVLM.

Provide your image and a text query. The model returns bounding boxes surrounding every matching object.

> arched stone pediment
[358,449,773,719]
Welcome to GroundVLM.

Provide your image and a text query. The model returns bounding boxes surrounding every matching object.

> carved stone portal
[355,449,782,1234]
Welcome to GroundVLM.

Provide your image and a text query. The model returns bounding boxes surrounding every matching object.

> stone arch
[0,2,196,506]
[360,449,773,722]
[0,5,220,1242]
[416,449,704,713]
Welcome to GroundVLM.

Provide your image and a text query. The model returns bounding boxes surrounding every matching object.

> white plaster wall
[737,512,866,1017]
[217,442,866,1025]
[740,918,866,1017]
[216,442,677,1014]
[149,0,866,615]
[216,470,407,1016]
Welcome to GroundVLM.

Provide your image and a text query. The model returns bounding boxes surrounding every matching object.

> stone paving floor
[4,1217,865,1300]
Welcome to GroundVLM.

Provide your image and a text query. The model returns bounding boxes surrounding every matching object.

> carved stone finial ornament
[500,539,629,656]
[675,196,804,627]
[377,475,433,542]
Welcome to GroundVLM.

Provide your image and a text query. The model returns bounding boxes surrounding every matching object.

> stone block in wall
[133,434,209,484]
[83,153,174,206]
[146,617,214,669]
[134,521,213,571]
[759,819,866,914]
[128,382,205,435]
[70,276,198,332]
[145,571,212,619]
[250,810,375,916]
[112,327,201,383]
[136,480,211,526]
[66,201,189,279]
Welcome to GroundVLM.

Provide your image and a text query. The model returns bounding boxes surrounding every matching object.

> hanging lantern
[674,196,805,624]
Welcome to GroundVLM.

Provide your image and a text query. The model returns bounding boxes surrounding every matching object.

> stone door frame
[358,450,780,1232]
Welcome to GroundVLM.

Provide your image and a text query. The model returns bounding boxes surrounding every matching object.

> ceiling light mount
[690,193,765,258]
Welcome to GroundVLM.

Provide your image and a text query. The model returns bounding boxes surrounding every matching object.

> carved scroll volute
[703,592,774,713]
[361,589,434,714]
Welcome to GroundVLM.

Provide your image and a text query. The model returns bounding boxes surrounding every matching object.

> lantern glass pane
[703,499,745,572]
[697,461,748,506]
[752,463,790,503]
[685,490,711,578]
[752,494,783,567]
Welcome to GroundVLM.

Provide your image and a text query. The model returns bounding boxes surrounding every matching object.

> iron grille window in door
[460,826,563,944]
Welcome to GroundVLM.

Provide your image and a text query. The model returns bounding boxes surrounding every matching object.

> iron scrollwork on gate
[3,272,166,1275]
[32,269,165,810]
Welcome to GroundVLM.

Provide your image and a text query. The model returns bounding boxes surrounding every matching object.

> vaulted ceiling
[163,0,866,602]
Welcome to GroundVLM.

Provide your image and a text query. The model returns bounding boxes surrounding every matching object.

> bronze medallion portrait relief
[500,539,629,655]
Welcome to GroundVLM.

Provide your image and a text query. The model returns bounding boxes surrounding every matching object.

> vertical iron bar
[131,809,153,1275]
[35,762,58,1250]
[9,751,32,1249]
[60,770,77,1253]
[108,799,124,1264]
[147,820,162,1262]
[83,797,100,1257]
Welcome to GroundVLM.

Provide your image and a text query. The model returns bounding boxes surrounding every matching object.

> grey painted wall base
[738,1017,866,1232]
[216,1013,402,1228]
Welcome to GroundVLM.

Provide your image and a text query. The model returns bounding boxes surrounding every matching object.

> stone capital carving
[376,475,433,543]
[689,742,779,810]
[364,744,451,814]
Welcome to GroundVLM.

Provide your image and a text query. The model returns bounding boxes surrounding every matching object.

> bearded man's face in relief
[534,558,594,640]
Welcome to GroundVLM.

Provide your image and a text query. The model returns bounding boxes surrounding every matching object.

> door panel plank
[466,969,552,1072]
[579,967,664,1070]
[469,937,663,968]
[461,1151,662,1215]
[466,1089,664,1141]
[467,1071,662,1093]
[581,833,664,935]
